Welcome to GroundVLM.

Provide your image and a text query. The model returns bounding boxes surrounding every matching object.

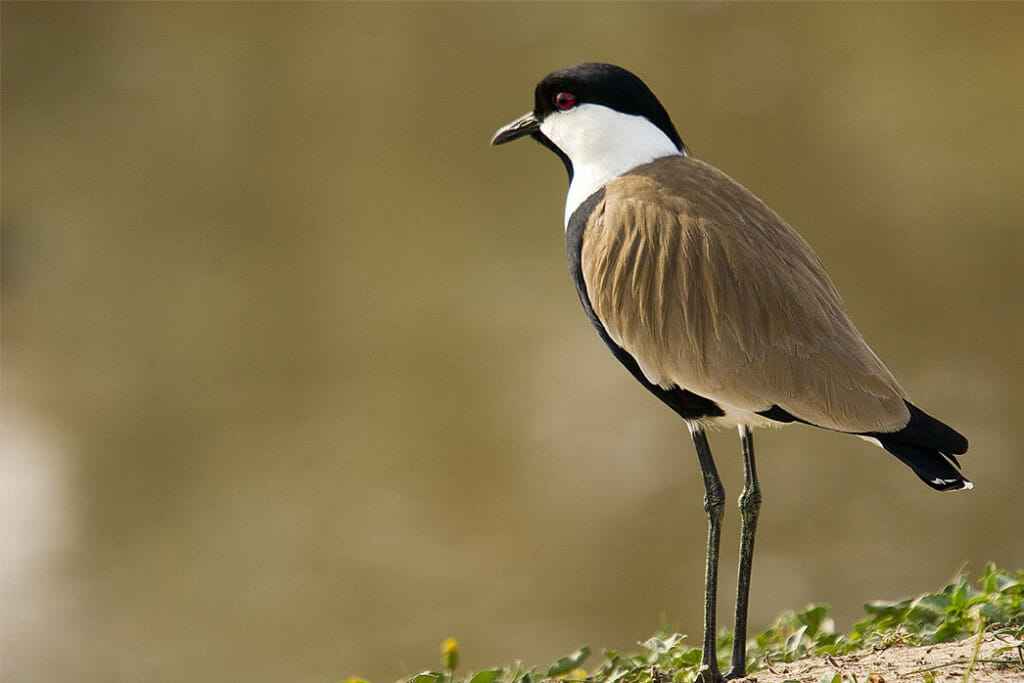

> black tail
[878,439,971,490]
[870,401,971,491]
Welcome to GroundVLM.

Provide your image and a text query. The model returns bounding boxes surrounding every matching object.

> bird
[490,63,970,683]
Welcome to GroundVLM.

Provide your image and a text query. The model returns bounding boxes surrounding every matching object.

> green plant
[398,565,1023,683]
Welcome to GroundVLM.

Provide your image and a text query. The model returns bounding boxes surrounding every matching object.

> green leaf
[547,647,591,677]
[469,670,503,683]
[994,572,1020,593]
[673,647,701,667]
[908,594,950,623]
[408,672,444,683]
[864,598,910,618]
[642,634,684,654]
[977,600,1010,624]
[641,637,669,654]
[932,620,963,643]
[784,625,808,655]
[798,604,830,636]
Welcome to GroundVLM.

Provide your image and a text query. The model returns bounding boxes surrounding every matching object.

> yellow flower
[441,637,459,672]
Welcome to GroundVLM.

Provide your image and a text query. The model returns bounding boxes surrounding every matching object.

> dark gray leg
[726,425,761,680]
[689,423,725,683]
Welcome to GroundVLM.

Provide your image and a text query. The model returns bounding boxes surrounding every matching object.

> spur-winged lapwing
[491,63,970,683]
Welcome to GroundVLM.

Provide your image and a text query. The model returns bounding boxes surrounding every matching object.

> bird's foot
[723,667,748,681]
[694,664,724,683]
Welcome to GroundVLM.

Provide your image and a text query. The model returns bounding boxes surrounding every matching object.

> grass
[392,564,1024,683]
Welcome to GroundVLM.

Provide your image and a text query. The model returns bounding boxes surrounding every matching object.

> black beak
[490,111,541,146]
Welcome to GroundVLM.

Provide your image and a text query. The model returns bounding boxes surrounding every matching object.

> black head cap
[534,63,685,152]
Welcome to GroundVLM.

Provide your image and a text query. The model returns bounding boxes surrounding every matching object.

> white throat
[539,103,682,227]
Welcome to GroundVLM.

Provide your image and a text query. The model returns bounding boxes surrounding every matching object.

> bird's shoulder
[583,154,838,317]
[606,154,743,204]
[598,155,806,247]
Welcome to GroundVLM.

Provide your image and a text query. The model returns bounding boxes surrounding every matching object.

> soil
[736,633,1024,683]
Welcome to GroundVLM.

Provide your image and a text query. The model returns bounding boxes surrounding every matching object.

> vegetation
[395,564,1023,683]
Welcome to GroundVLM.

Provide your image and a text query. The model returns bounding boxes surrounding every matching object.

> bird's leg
[726,425,762,680]
[689,423,726,683]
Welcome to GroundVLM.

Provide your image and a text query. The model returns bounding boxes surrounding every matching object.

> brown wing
[580,155,910,433]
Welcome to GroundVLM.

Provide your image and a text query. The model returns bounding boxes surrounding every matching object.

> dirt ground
[737,633,1024,683]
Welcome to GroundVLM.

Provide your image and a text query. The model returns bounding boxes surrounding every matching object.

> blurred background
[3,4,1023,683]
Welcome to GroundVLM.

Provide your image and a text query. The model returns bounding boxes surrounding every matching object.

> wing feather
[580,155,909,432]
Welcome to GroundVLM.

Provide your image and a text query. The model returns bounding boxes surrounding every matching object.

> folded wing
[581,155,910,433]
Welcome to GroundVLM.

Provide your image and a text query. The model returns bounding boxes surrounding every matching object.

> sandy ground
[736,633,1024,683]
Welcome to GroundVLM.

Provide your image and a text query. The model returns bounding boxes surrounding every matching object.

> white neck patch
[539,103,682,228]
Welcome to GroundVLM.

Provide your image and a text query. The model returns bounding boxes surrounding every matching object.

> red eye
[554,91,577,110]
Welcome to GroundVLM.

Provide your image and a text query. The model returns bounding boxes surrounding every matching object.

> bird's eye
[554,91,577,110]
